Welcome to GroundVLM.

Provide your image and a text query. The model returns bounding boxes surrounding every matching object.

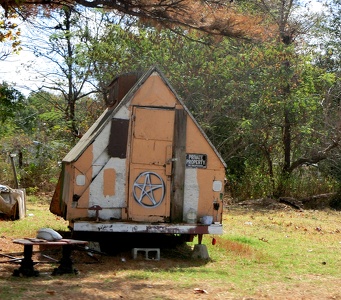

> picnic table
[12,238,88,277]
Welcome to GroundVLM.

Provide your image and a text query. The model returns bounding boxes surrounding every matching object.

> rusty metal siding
[107,73,140,108]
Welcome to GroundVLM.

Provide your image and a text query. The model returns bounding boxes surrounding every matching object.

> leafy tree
[1,1,339,201]
[0,88,99,190]
[0,9,21,60]
[225,0,341,198]
[1,0,266,39]
[310,0,341,208]
[25,6,102,138]
[78,7,339,199]
[315,0,341,72]
[0,81,25,129]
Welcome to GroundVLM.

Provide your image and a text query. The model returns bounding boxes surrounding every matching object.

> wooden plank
[171,108,187,222]
[13,238,88,246]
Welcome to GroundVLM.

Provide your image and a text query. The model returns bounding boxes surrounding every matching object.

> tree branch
[1,0,267,39]
[288,139,340,173]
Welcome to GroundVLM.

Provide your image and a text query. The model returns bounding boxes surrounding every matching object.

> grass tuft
[1,199,341,299]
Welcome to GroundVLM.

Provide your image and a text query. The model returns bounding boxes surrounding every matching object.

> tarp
[0,184,26,219]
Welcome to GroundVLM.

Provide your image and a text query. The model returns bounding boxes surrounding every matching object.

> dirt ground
[1,198,341,300]
[1,245,340,300]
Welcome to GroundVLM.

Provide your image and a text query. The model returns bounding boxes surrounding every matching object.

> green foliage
[330,193,341,210]
[70,12,341,200]
[1,206,341,299]
[228,159,275,200]
[2,5,341,201]
[320,157,341,210]
[25,186,39,195]
[313,0,341,73]
[0,82,24,127]
[0,89,70,190]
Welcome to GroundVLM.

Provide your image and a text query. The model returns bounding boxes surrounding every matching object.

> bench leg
[13,245,39,277]
[52,245,78,275]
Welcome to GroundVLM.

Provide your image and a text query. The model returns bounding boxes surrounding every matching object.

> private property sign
[186,153,207,169]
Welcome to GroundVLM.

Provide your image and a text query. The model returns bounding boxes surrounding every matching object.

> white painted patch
[92,151,110,179]
[213,180,222,192]
[92,121,111,162]
[91,123,111,181]
[183,168,199,222]
[74,222,223,235]
[76,174,86,186]
[115,103,131,120]
[89,157,126,220]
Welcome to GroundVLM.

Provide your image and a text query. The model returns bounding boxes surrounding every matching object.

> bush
[330,192,341,210]
[228,161,337,201]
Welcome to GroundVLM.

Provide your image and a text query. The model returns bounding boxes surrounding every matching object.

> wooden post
[9,154,19,189]
[171,108,187,223]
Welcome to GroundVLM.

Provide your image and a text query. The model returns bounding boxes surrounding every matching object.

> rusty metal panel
[108,118,129,158]
[107,73,140,108]
[50,172,63,217]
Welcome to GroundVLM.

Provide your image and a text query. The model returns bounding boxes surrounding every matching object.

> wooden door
[128,106,174,222]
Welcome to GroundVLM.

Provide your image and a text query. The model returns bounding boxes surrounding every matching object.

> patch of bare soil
[0,235,22,253]
[233,197,294,211]
[231,194,337,211]
[0,245,209,300]
[253,276,341,300]
[1,249,340,300]
[1,199,340,300]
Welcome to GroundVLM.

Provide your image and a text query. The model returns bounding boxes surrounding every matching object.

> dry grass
[1,199,341,299]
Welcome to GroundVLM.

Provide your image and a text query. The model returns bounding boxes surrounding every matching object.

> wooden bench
[12,238,88,277]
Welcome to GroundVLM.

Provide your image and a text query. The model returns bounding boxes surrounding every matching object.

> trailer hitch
[89,205,102,221]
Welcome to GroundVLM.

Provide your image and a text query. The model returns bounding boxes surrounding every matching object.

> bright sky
[0,49,41,96]
[0,18,47,96]
[0,1,325,97]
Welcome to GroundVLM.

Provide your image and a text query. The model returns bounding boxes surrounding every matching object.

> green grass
[1,198,341,299]
[0,196,69,238]
[131,208,341,293]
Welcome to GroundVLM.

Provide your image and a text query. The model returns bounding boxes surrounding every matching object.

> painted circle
[133,171,166,208]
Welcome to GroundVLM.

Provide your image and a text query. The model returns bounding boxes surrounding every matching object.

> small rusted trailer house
[50,66,226,248]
